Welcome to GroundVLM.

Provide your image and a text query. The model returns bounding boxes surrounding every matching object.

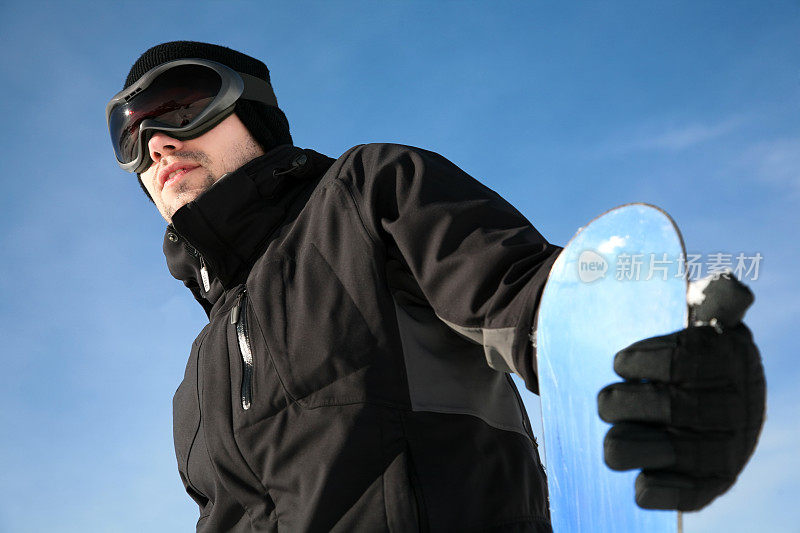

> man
[107,42,765,532]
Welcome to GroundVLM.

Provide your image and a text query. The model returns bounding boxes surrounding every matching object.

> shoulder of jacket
[339,142,432,160]
[329,143,442,178]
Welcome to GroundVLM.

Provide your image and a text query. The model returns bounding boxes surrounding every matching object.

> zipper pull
[199,256,211,293]
[230,290,246,324]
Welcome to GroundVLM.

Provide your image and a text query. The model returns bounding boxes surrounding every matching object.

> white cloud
[739,138,800,196]
[599,117,746,155]
[597,235,627,254]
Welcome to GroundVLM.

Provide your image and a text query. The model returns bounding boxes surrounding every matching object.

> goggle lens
[108,64,223,165]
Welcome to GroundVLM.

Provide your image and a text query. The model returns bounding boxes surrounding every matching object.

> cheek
[139,170,158,195]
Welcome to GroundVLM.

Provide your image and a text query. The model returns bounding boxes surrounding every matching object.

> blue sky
[0,1,797,531]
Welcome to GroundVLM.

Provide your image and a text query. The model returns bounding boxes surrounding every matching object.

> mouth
[158,162,200,189]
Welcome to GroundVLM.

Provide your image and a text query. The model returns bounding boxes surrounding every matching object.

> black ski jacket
[165,143,560,532]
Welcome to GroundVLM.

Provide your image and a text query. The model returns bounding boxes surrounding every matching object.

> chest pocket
[247,245,378,408]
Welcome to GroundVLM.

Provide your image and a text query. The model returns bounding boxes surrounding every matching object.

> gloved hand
[596,275,766,511]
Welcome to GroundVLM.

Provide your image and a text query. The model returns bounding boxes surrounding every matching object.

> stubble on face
[158,150,216,221]
[154,133,264,223]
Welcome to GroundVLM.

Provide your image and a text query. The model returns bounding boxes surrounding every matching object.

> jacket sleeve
[338,144,561,394]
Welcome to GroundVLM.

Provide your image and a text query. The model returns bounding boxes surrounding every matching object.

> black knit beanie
[124,41,293,200]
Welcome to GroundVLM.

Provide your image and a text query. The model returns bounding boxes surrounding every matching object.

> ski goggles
[106,58,278,173]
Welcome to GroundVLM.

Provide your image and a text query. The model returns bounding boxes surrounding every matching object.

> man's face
[140,114,264,223]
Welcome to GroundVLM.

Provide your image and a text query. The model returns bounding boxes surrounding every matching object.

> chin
[164,189,205,217]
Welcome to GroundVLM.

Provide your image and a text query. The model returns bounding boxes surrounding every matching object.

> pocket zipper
[230,290,253,410]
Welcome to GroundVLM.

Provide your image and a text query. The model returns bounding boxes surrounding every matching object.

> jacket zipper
[199,256,211,293]
[174,233,211,293]
[230,290,253,410]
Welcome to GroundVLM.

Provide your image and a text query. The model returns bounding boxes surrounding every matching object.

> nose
[148,131,184,164]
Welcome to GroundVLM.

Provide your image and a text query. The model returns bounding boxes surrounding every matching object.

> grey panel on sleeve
[437,318,520,375]
[393,296,530,438]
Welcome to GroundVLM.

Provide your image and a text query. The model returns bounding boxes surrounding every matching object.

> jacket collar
[162,144,333,311]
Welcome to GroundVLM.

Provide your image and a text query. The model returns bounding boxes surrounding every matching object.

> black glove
[597,277,766,512]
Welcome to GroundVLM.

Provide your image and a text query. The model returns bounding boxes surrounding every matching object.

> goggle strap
[239,72,279,107]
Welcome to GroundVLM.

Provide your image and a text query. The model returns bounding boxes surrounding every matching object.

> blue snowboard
[535,204,685,532]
